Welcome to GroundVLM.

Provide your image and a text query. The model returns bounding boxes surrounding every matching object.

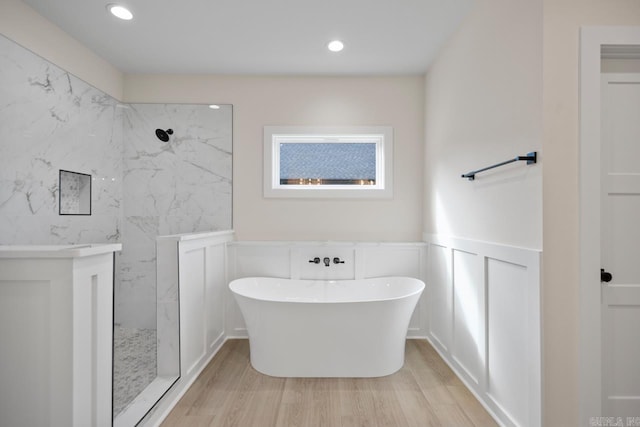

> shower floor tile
[113,325,157,418]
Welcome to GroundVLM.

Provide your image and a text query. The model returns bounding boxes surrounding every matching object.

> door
[601,72,640,417]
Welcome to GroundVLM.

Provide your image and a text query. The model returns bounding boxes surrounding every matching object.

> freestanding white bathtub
[229,276,425,377]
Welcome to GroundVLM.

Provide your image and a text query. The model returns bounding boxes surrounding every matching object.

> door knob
[601,268,613,283]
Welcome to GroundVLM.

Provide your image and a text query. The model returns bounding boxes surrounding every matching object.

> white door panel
[601,73,640,417]
[602,302,640,415]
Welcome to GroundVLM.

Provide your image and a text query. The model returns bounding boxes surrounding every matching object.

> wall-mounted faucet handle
[309,257,321,264]
[323,257,331,267]
[333,257,345,264]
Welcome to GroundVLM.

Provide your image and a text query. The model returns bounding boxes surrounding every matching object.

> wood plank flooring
[161,339,497,427]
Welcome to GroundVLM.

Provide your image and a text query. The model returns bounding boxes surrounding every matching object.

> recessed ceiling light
[327,40,344,52]
[209,104,221,109]
[107,4,133,21]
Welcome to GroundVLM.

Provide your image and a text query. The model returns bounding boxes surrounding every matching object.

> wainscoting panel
[486,258,529,426]
[0,279,54,427]
[231,243,291,279]
[428,243,452,351]
[0,249,118,427]
[206,244,226,351]
[359,245,423,278]
[225,243,293,337]
[145,231,233,427]
[177,233,231,377]
[180,247,206,376]
[360,245,426,335]
[226,242,428,338]
[424,234,541,427]
[452,249,483,386]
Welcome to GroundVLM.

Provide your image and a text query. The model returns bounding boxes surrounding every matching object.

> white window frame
[263,126,393,199]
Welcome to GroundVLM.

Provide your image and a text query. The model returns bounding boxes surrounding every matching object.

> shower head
[155,128,173,142]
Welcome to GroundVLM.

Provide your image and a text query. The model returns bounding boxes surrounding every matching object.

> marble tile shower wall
[0,34,122,245]
[0,35,233,329]
[120,104,232,328]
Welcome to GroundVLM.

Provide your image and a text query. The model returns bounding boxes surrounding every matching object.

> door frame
[579,26,640,425]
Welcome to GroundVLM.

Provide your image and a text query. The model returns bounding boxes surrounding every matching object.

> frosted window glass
[279,143,376,184]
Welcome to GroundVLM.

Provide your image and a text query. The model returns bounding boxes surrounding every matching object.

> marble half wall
[118,104,232,328]
[0,33,122,245]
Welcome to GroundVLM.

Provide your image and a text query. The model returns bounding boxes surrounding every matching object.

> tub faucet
[323,257,330,267]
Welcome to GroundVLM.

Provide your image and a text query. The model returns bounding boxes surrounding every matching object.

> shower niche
[59,169,91,215]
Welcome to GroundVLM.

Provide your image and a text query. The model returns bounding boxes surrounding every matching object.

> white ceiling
[23,0,473,75]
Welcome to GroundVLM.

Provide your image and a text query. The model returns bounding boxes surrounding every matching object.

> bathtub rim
[228,276,425,304]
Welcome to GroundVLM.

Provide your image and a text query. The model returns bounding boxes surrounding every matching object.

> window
[264,126,393,198]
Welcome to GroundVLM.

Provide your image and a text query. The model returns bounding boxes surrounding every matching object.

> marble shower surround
[0,34,122,245]
[0,35,232,330]
[119,104,232,329]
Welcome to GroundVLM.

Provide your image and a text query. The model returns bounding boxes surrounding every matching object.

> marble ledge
[228,240,428,248]
[0,243,122,258]
[156,229,235,242]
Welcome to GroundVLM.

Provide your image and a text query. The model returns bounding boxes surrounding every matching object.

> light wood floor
[161,339,497,427]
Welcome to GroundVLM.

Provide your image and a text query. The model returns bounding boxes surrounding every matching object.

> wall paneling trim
[141,231,233,426]
[424,234,541,427]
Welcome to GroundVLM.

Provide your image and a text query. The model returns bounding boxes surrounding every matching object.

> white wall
[124,75,425,242]
[0,0,123,100]
[423,0,543,249]
[422,0,544,425]
[542,1,640,425]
